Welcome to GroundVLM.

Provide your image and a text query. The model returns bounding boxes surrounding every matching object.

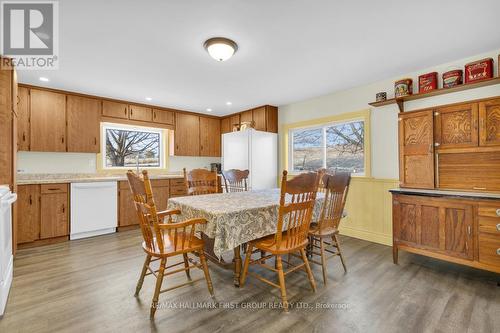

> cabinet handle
[47,188,59,191]
[153,111,156,120]
[496,209,500,217]
[29,195,32,205]
[496,223,500,231]
[94,137,97,145]
[130,108,133,116]
[124,107,127,115]
[467,225,472,236]
[61,136,65,143]
[474,119,478,130]
[22,132,26,141]
[62,204,65,213]
[497,248,500,256]
[434,142,440,147]
[473,187,486,190]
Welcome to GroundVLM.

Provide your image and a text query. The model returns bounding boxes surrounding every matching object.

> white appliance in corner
[70,182,117,240]
[0,186,16,316]
[222,129,278,189]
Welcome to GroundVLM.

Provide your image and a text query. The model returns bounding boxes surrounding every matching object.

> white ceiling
[18,0,500,116]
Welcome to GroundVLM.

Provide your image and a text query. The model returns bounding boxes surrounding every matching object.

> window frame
[288,117,368,176]
[101,123,165,170]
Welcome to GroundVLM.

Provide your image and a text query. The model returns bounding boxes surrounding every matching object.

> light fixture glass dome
[204,37,238,62]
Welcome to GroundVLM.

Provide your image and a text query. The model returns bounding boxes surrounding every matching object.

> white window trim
[101,123,164,170]
[288,118,366,176]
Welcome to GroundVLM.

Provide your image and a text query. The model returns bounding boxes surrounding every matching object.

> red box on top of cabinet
[418,72,438,93]
[465,58,493,84]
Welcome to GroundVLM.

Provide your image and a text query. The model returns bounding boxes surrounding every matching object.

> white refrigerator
[222,129,278,189]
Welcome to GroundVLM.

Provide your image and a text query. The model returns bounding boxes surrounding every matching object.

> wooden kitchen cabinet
[266,106,278,133]
[478,98,500,147]
[398,109,434,189]
[16,185,40,244]
[129,105,152,122]
[175,113,200,156]
[221,117,231,134]
[30,89,67,152]
[252,106,266,131]
[200,116,221,157]
[17,87,30,151]
[152,180,169,212]
[240,110,253,124]
[434,103,479,150]
[230,114,240,129]
[67,95,101,153]
[153,108,174,126]
[40,184,69,239]
[393,194,474,261]
[118,181,137,227]
[102,100,129,119]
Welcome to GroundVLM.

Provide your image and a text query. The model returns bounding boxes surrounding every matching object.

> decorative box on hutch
[392,95,500,274]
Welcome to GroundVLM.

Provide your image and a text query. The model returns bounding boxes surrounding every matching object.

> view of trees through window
[105,126,161,168]
[291,120,364,174]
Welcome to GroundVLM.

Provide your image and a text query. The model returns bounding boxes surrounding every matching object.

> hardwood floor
[1,230,498,333]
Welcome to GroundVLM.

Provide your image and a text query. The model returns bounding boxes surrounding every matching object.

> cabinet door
[175,113,200,156]
[102,100,129,119]
[153,109,174,125]
[479,99,500,147]
[221,117,231,134]
[129,105,152,122]
[16,185,40,243]
[443,204,473,260]
[398,110,434,188]
[253,106,267,131]
[17,87,30,151]
[30,89,66,152]
[266,106,278,133]
[240,110,253,124]
[40,192,68,239]
[152,183,169,212]
[393,198,418,245]
[230,114,240,128]
[119,185,137,227]
[200,117,221,157]
[434,103,478,149]
[67,95,101,153]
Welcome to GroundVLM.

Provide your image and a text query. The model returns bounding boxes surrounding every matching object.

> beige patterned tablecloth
[167,189,325,258]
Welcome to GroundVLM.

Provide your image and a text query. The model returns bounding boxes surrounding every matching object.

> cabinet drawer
[478,205,500,218]
[41,183,68,194]
[170,178,185,187]
[170,186,187,197]
[478,234,500,267]
[151,179,169,187]
[478,217,500,235]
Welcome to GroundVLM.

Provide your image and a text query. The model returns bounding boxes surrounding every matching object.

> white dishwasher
[70,182,118,240]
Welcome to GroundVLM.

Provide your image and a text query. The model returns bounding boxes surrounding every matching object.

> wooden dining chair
[127,170,214,319]
[183,168,218,195]
[221,169,249,192]
[307,172,351,284]
[240,169,324,311]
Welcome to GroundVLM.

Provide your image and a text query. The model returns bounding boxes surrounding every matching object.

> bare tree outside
[292,120,364,174]
[105,127,161,167]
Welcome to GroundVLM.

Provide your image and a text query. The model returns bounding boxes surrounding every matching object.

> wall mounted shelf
[369,77,500,112]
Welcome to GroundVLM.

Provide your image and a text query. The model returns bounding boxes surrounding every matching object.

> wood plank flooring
[0,230,498,333]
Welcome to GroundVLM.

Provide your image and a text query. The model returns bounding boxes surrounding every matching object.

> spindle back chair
[308,171,351,284]
[221,169,249,192]
[127,170,214,319]
[183,168,218,195]
[240,169,324,311]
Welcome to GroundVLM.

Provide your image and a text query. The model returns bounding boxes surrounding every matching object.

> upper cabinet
[398,110,435,189]
[30,89,66,152]
[200,117,221,157]
[479,98,500,147]
[175,113,200,156]
[129,105,152,122]
[102,100,129,119]
[67,95,101,153]
[17,87,30,151]
[434,103,478,150]
[152,108,174,125]
[220,105,278,135]
[221,117,231,134]
[240,110,253,124]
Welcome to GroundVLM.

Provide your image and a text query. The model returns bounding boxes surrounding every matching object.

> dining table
[167,188,325,287]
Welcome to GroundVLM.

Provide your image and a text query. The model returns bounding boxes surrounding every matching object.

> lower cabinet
[17,184,69,245]
[392,193,500,273]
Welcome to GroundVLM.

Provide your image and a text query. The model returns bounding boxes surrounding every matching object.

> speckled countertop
[389,188,500,200]
[17,173,184,185]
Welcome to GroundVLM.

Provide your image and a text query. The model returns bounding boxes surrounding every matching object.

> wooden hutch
[387,94,500,274]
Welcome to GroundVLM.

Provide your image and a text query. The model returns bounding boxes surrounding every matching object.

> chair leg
[286,253,291,268]
[320,239,327,284]
[150,258,166,319]
[276,255,288,312]
[199,251,214,297]
[240,243,253,287]
[183,253,191,280]
[135,254,152,296]
[300,249,316,293]
[333,234,347,272]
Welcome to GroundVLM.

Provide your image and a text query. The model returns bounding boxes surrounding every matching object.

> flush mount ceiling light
[203,37,238,62]
[39,77,49,82]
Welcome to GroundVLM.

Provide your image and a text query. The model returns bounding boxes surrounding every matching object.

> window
[103,124,163,168]
[290,119,365,175]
